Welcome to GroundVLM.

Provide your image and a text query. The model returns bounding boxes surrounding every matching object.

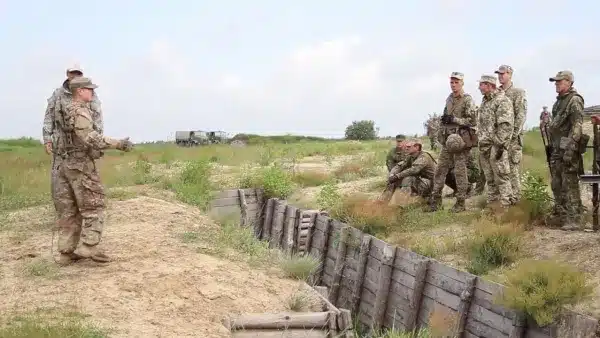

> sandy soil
[0,196,311,338]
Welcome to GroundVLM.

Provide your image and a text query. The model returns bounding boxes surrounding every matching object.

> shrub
[259,164,294,199]
[519,171,552,224]
[279,253,321,281]
[172,159,213,210]
[316,180,341,212]
[498,259,593,327]
[466,221,523,275]
[329,194,400,236]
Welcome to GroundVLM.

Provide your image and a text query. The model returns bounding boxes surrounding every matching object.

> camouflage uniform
[429,72,478,212]
[386,146,407,172]
[383,149,437,200]
[424,115,440,151]
[477,75,514,208]
[547,71,585,230]
[496,65,528,204]
[53,77,132,265]
[43,74,103,212]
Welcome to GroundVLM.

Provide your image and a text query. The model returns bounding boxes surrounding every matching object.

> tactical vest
[54,101,103,160]
[549,90,584,146]
[441,93,471,138]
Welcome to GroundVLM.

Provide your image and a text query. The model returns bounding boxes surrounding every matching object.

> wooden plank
[315,214,330,232]
[452,275,476,338]
[367,237,388,261]
[391,267,416,289]
[351,234,371,315]
[269,200,287,249]
[466,317,509,338]
[372,243,396,330]
[315,218,332,285]
[468,302,514,335]
[261,198,275,240]
[303,213,317,256]
[406,258,428,331]
[211,197,240,208]
[422,283,461,310]
[283,205,297,252]
[330,226,349,306]
[238,189,248,227]
[213,188,256,199]
[210,205,242,218]
[427,269,465,296]
[232,330,328,338]
[225,312,330,330]
[337,309,353,336]
[472,288,516,320]
[429,260,473,284]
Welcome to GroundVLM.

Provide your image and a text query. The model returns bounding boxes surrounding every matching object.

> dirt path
[1,196,305,338]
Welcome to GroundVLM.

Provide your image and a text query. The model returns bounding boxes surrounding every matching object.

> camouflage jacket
[438,91,478,144]
[392,151,436,180]
[548,88,584,150]
[58,101,119,160]
[386,147,406,171]
[501,83,527,142]
[477,90,514,149]
[43,79,103,145]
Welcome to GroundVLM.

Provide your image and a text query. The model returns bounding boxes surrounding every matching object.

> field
[0,128,599,337]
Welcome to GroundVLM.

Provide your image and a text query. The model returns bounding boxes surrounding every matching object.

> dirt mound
[0,196,306,338]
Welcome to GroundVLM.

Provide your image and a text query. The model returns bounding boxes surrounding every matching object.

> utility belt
[56,147,104,160]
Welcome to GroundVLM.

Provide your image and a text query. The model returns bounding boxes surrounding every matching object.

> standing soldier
[424,114,440,151]
[540,106,551,125]
[547,71,585,231]
[53,77,133,265]
[43,64,104,214]
[386,134,407,172]
[496,65,528,204]
[427,72,478,212]
[477,75,514,209]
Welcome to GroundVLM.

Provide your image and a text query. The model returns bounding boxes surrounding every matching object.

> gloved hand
[116,137,133,152]
[441,115,455,124]
[388,174,400,185]
[495,146,504,161]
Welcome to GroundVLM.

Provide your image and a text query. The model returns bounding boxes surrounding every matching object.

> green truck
[174,130,228,147]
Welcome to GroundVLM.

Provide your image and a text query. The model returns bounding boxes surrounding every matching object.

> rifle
[540,123,553,177]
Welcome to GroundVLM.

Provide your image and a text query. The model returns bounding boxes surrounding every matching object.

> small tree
[344,120,377,141]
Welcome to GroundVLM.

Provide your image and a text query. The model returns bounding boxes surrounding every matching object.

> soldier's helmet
[445,134,465,153]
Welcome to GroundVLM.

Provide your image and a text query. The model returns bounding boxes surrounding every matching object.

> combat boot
[76,244,111,263]
[425,196,442,212]
[451,199,466,213]
[56,252,84,266]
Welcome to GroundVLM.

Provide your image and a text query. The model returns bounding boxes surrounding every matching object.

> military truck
[175,130,228,147]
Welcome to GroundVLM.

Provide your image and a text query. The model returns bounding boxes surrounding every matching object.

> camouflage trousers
[381,176,432,201]
[429,136,437,151]
[54,158,106,254]
[549,149,583,224]
[479,145,513,207]
[509,136,523,203]
[50,155,61,213]
[432,147,469,201]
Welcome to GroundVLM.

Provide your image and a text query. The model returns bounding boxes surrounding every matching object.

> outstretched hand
[117,137,134,152]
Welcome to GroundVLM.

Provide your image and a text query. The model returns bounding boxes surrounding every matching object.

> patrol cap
[406,138,422,146]
[66,64,83,74]
[69,77,98,90]
[450,72,464,80]
[549,70,574,82]
[494,65,513,74]
[478,75,497,85]
[395,134,406,141]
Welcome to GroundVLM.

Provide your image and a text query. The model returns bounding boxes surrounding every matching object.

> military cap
[69,77,98,90]
[406,138,422,146]
[66,64,83,74]
[494,65,513,74]
[478,75,497,85]
[395,134,406,141]
[549,70,574,82]
[450,72,464,80]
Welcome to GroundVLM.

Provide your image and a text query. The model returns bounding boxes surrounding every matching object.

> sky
[1,0,599,142]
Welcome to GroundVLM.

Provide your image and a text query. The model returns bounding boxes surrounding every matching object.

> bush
[316,180,341,212]
[498,259,593,327]
[279,253,320,281]
[466,221,523,275]
[172,159,213,210]
[519,171,552,224]
[259,164,295,199]
[344,120,378,141]
[329,195,400,236]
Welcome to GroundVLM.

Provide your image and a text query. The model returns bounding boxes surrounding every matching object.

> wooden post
[292,209,302,255]
[371,244,396,330]
[261,198,275,240]
[269,200,287,249]
[253,189,264,237]
[351,234,371,315]
[452,275,476,338]
[283,206,296,253]
[329,226,349,306]
[315,218,332,285]
[405,258,429,331]
[509,312,527,338]
[303,213,317,256]
[237,189,248,227]
[337,309,354,338]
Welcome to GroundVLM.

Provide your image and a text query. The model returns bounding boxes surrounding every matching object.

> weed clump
[519,171,553,225]
[239,164,294,200]
[329,194,401,236]
[466,221,523,275]
[498,259,593,327]
[292,170,331,187]
[0,311,108,338]
[279,253,320,281]
[316,180,341,212]
[172,159,213,210]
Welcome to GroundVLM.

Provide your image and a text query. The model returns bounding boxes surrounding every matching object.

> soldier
[43,64,104,213]
[540,106,551,124]
[477,75,514,209]
[53,77,133,265]
[424,114,440,151]
[547,70,585,230]
[496,65,528,204]
[384,140,437,200]
[427,72,478,212]
[386,134,407,172]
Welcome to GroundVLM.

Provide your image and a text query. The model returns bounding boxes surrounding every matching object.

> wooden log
[261,198,275,241]
[351,234,371,315]
[291,208,301,255]
[254,190,265,238]
[452,275,476,338]
[232,330,328,338]
[371,244,396,330]
[270,200,287,249]
[509,312,527,338]
[225,312,330,330]
[303,212,317,256]
[405,258,429,331]
[328,310,338,331]
[329,226,350,306]
[283,205,296,253]
[238,189,248,227]
[337,309,354,337]
[315,218,332,285]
